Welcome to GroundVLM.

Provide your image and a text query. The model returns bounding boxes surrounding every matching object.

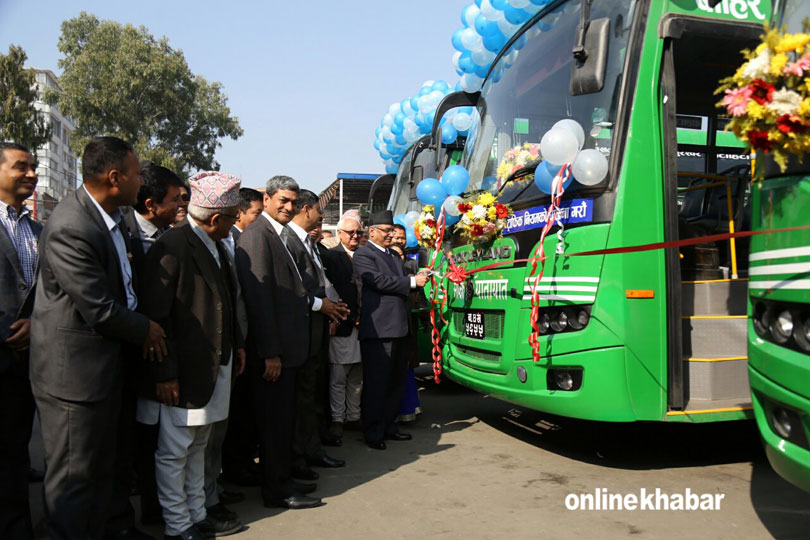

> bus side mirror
[570,17,610,96]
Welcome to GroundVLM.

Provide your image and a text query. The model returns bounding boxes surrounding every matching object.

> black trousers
[252,362,297,502]
[33,379,122,540]
[221,369,257,477]
[360,338,408,444]
[0,358,36,540]
[106,377,138,533]
[292,348,327,461]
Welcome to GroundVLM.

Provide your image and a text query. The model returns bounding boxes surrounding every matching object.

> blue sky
[0,0,470,191]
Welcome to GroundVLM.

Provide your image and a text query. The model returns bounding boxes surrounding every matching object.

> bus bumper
[444,345,639,422]
[749,364,810,493]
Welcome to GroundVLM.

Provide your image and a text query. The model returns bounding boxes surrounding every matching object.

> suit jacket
[323,245,359,337]
[138,222,244,408]
[30,188,150,402]
[353,243,411,341]
[121,208,146,277]
[285,229,329,356]
[235,216,309,368]
[0,213,42,374]
[231,225,242,245]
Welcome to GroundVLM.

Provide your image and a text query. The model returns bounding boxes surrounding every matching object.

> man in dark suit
[30,136,167,540]
[322,210,364,442]
[0,142,42,540]
[119,161,183,527]
[234,175,323,509]
[286,190,348,479]
[353,210,427,449]
[138,171,245,540]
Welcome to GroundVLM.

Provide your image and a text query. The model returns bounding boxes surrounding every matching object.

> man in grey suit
[353,210,427,449]
[235,175,323,509]
[30,136,167,540]
[0,142,42,540]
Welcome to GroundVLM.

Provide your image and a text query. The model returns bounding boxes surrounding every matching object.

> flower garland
[455,191,512,244]
[495,142,542,189]
[717,23,810,171]
[413,205,439,249]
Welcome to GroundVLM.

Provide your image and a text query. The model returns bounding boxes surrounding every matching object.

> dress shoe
[385,431,412,441]
[217,489,244,505]
[206,503,237,522]
[28,467,45,483]
[366,440,387,450]
[105,527,156,540]
[291,480,317,495]
[164,525,206,540]
[195,515,242,537]
[309,454,345,468]
[291,461,319,481]
[263,494,325,509]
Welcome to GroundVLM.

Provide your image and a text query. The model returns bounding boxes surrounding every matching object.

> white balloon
[461,27,481,50]
[480,0,504,21]
[383,114,393,127]
[571,148,609,185]
[497,18,520,37]
[404,129,420,144]
[403,118,417,131]
[444,196,464,216]
[540,127,579,166]
[421,80,435,89]
[471,48,496,66]
[402,102,415,117]
[460,73,484,92]
[389,103,401,116]
[553,119,585,150]
[463,5,481,28]
[403,210,420,228]
[452,51,462,70]
[452,112,473,132]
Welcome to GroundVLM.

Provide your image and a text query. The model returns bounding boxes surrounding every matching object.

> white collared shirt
[133,211,162,255]
[83,185,137,310]
[288,220,323,312]
[261,211,303,282]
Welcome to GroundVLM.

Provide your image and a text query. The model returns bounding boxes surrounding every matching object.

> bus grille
[452,309,505,340]
[454,344,501,362]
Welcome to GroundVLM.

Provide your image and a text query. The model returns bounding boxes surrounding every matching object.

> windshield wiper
[495,162,541,200]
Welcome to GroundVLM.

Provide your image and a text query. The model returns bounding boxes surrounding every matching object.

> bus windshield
[776,0,810,31]
[388,150,414,215]
[463,0,637,206]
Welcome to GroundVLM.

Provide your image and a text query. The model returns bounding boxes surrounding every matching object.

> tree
[0,45,52,150]
[49,12,243,174]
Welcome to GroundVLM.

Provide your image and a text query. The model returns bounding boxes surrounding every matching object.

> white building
[29,69,78,221]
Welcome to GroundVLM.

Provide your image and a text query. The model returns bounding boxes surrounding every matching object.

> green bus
[432,0,770,422]
[747,0,810,492]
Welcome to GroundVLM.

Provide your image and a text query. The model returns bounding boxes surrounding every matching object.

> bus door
[659,15,761,415]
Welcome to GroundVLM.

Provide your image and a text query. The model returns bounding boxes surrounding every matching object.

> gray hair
[338,214,363,230]
[187,204,219,222]
[265,175,300,198]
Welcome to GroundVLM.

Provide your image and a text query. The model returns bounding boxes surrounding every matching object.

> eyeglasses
[339,229,362,237]
[373,226,394,234]
[180,194,190,202]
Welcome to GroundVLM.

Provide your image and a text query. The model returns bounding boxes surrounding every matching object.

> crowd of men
[0,136,428,540]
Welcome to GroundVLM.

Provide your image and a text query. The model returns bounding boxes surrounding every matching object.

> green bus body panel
[749,172,810,490]
[664,0,770,23]
[750,365,810,492]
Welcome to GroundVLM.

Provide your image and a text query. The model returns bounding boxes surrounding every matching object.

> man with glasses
[323,210,364,443]
[137,171,246,539]
[353,210,428,449]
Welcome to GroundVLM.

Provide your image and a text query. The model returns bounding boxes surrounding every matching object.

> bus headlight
[550,311,568,333]
[567,309,590,330]
[772,407,793,439]
[794,315,810,353]
[771,310,793,344]
[538,313,550,334]
[752,303,769,339]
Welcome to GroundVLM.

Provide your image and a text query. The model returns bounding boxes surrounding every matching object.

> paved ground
[30,365,810,539]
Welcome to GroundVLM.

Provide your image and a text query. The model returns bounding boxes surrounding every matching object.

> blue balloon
[385,163,399,174]
[441,165,471,196]
[416,177,447,206]
[474,62,489,78]
[474,0,482,7]
[458,52,475,73]
[504,5,531,24]
[482,31,507,53]
[390,123,403,135]
[461,5,477,27]
[410,96,420,111]
[475,14,499,36]
[513,34,528,50]
[375,127,381,137]
[419,86,431,97]
[427,110,437,127]
[534,161,573,194]
[393,154,403,164]
[394,214,407,226]
[406,230,418,248]
[433,80,450,92]
[452,29,466,51]
[444,213,461,226]
[441,125,458,144]
[395,134,406,145]
[491,0,508,9]
[394,112,405,124]
[491,67,504,83]
[373,139,381,151]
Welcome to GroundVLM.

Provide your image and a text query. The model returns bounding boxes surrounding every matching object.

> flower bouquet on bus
[452,191,513,244]
[717,21,810,172]
[495,142,543,190]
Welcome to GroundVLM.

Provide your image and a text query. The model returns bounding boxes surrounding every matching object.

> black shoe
[221,467,260,487]
[28,467,45,483]
[367,440,387,450]
[291,462,319,481]
[309,454,345,468]
[217,489,244,506]
[164,525,206,540]
[291,480,317,495]
[263,495,325,509]
[195,515,242,537]
[105,527,155,540]
[206,503,237,522]
[385,431,412,441]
